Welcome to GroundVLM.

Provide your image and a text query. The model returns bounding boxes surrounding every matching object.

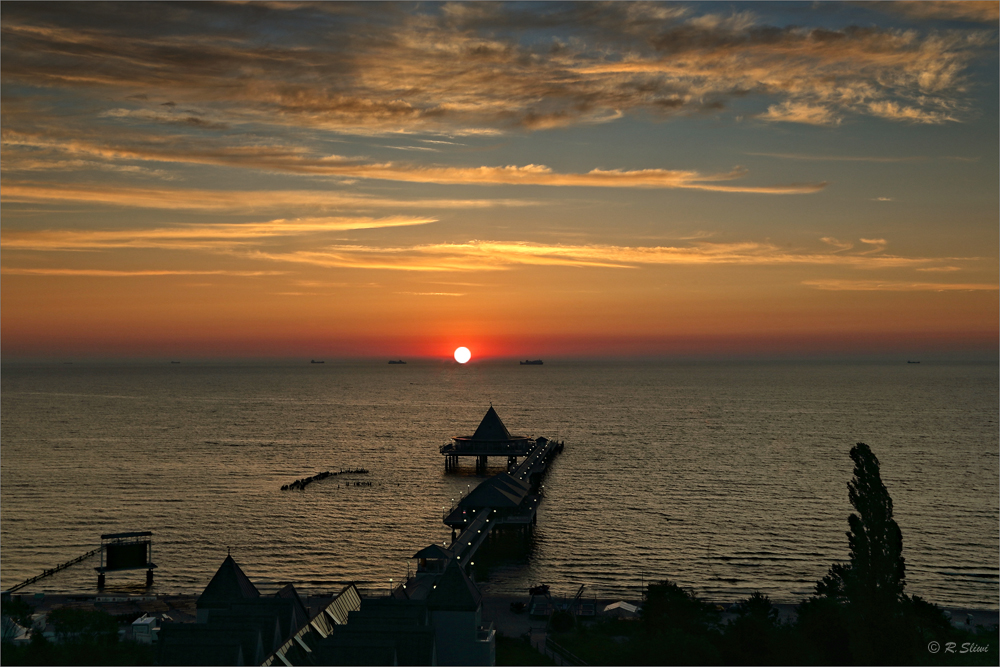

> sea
[1,360,997,610]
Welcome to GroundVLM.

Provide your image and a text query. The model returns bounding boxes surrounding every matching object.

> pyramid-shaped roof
[473,406,512,440]
[459,472,530,509]
[197,555,260,607]
[454,405,528,443]
[412,544,453,560]
[426,560,482,612]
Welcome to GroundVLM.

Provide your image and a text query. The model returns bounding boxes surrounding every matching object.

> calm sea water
[1,361,997,609]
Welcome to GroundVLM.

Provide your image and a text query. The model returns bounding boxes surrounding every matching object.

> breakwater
[281,468,369,491]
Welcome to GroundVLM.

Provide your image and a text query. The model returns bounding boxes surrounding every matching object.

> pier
[404,431,565,596]
[5,548,100,593]
[444,437,564,556]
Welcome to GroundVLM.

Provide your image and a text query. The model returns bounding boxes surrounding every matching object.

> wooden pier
[440,436,564,570]
[399,412,564,599]
[5,548,100,593]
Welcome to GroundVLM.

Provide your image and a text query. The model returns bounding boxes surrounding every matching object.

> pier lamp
[389,578,393,595]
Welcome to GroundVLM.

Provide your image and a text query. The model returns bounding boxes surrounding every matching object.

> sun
[454,347,471,364]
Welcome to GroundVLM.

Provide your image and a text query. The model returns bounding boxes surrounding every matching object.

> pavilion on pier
[439,406,532,473]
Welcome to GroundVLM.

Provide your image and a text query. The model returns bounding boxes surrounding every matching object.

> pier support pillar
[476,455,488,474]
[146,569,154,587]
[97,573,105,589]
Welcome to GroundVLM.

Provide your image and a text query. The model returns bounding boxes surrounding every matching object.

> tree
[642,579,720,637]
[812,442,909,663]
[817,442,906,615]
[721,592,787,665]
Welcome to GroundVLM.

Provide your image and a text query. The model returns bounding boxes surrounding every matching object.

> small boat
[311,360,325,364]
[520,359,543,365]
[907,360,920,364]
[529,584,550,596]
[388,360,406,364]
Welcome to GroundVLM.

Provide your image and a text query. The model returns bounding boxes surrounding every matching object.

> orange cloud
[803,279,998,291]
[1,133,823,193]
[0,181,533,211]
[244,239,964,272]
[0,268,285,277]
[1,216,437,251]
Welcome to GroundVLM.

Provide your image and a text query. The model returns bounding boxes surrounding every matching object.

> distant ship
[170,361,180,364]
[310,360,325,364]
[907,360,920,364]
[520,359,543,365]
[388,360,406,364]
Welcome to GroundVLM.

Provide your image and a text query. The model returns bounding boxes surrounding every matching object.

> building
[440,406,533,472]
[156,553,494,666]
[156,555,361,666]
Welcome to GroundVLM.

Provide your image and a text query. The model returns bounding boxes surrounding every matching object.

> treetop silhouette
[817,442,906,615]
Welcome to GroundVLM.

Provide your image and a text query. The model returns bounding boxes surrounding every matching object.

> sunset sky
[2,1,997,361]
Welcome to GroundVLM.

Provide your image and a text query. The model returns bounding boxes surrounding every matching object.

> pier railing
[5,548,100,593]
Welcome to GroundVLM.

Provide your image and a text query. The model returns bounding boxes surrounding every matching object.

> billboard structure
[96,531,157,588]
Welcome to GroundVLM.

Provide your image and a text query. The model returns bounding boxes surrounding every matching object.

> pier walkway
[441,437,564,568]
[400,412,565,599]
[5,548,100,593]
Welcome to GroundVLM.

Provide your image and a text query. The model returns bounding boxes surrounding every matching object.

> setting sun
[454,347,471,364]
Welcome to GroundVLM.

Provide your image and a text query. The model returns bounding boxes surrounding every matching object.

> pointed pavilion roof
[426,560,482,612]
[412,544,453,560]
[455,405,528,443]
[197,555,260,607]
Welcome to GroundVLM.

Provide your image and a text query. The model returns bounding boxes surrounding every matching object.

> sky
[1,1,997,361]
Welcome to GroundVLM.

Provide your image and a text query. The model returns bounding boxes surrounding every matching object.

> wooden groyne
[281,468,368,491]
[5,548,100,593]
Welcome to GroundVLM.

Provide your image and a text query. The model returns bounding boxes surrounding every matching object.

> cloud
[0,268,285,277]
[1,216,438,251]
[0,181,536,211]
[245,239,959,272]
[0,134,826,193]
[821,237,854,252]
[6,231,979,279]
[396,291,466,297]
[759,101,841,126]
[803,279,998,291]
[859,238,888,254]
[747,153,927,163]
[871,1,1000,24]
[101,107,230,130]
[867,100,957,124]
[0,2,990,137]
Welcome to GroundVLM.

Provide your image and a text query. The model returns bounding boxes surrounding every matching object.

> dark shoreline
[10,591,998,632]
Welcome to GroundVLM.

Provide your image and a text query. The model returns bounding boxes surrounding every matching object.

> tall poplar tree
[817,442,907,615]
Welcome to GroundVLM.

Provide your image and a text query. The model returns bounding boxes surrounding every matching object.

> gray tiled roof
[411,544,453,560]
[197,555,260,607]
[459,472,529,509]
[426,560,482,612]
